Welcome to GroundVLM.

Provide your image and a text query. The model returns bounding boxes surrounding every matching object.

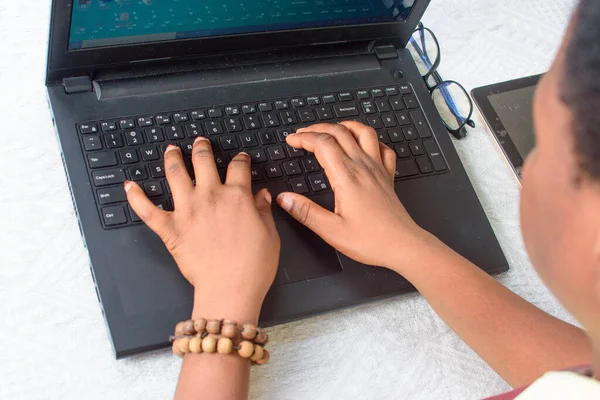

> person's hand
[125,138,280,322]
[276,121,437,273]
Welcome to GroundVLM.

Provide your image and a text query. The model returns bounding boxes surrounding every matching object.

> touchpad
[273,218,342,286]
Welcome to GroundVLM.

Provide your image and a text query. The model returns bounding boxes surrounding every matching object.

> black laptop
[46,0,508,358]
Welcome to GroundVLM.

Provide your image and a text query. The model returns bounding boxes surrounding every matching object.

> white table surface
[0,1,579,399]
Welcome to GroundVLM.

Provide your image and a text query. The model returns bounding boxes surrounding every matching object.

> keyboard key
[316,106,334,120]
[204,120,224,135]
[144,127,164,143]
[376,99,391,113]
[396,111,411,126]
[148,163,165,179]
[224,117,243,133]
[276,128,293,142]
[382,114,397,128]
[259,131,277,145]
[169,112,185,124]
[322,95,336,104]
[261,112,280,128]
[220,136,239,151]
[395,159,419,178]
[118,149,139,164]
[361,101,376,114]
[409,110,432,138]
[208,109,222,118]
[248,148,267,163]
[416,157,433,174]
[119,119,135,130]
[404,95,418,109]
[385,87,399,96]
[243,115,262,130]
[291,99,305,108]
[104,133,123,149]
[184,122,203,137]
[366,116,383,129]
[399,84,412,95]
[100,121,117,132]
[283,160,302,176]
[88,152,117,169]
[274,100,289,110]
[190,110,206,120]
[394,144,411,158]
[152,198,171,211]
[423,140,448,171]
[258,102,273,112]
[377,131,390,144]
[240,133,258,148]
[124,130,144,146]
[308,173,328,192]
[165,125,184,140]
[155,115,171,125]
[268,146,286,161]
[356,90,370,99]
[181,140,194,156]
[144,181,164,197]
[225,106,240,116]
[371,88,384,98]
[302,157,321,172]
[79,123,98,134]
[388,129,404,143]
[83,135,103,151]
[338,92,353,102]
[265,164,283,179]
[129,206,142,222]
[333,104,359,118]
[298,109,316,123]
[242,104,257,114]
[289,177,309,194]
[251,166,265,181]
[279,111,298,125]
[214,154,228,168]
[409,142,425,156]
[102,205,127,226]
[137,117,153,127]
[140,145,160,161]
[97,186,127,205]
[93,168,126,186]
[286,145,305,158]
[390,98,405,111]
[128,165,148,181]
[306,96,320,105]
[403,127,418,141]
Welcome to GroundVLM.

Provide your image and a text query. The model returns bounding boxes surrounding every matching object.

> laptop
[46,0,509,358]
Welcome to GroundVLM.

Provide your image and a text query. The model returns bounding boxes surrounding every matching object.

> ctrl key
[101,205,127,226]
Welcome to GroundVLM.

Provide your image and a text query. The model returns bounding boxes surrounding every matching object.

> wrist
[383,228,447,276]
[192,289,263,324]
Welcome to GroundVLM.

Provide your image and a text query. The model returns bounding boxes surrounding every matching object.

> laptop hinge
[63,76,93,94]
[373,44,399,60]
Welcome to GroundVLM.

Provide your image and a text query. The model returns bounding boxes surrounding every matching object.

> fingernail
[238,151,249,156]
[194,137,209,144]
[278,194,293,212]
[165,144,178,153]
[124,180,133,193]
[264,190,272,205]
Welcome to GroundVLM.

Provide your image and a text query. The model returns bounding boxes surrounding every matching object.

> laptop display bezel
[46,0,430,83]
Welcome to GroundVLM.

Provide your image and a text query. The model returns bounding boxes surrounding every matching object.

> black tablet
[471,74,542,179]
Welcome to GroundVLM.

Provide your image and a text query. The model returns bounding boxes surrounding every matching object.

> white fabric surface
[0,1,581,399]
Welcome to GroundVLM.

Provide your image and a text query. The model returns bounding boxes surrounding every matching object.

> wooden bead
[201,335,218,353]
[254,328,268,345]
[189,337,202,354]
[217,338,233,355]
[221,321,238,339]
[255,349,270,365]
[250,345,264,362]
[206,319,222,334]
[174,337,191,354]
[182,320,196,335]
[238,340,255,358]
[193,318,207,333]
[172,342,184,358]
[241,324,257,340]
[174,322,186,336]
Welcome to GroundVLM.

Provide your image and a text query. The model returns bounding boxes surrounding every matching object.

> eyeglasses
[407,23,476,139]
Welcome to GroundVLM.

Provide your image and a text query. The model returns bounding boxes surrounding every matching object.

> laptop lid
[46,0,430,83]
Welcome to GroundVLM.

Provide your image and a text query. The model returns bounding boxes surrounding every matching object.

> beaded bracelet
[169,319,270,365]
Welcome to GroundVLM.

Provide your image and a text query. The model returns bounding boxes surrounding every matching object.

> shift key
[93,168,126,187]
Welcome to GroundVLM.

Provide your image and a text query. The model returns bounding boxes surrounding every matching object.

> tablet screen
[487,85,537,159]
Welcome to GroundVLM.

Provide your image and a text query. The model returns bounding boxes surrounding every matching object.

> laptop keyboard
[76,84,449,229]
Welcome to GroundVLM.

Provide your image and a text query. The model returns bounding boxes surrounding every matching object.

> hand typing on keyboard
[277,121,435,271]
[124,138,280,322]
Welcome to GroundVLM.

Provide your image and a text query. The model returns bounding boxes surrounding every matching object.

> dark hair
[561,0,600,180]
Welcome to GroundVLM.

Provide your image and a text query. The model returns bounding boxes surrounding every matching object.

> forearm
[174,292,262,400]
[391,233,593,388]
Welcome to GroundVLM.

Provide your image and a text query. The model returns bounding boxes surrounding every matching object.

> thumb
[276,192,342,239]
[254,189,277,236]
[124,180,172,238]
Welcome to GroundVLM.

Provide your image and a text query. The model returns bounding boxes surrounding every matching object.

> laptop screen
[68,0,416,50]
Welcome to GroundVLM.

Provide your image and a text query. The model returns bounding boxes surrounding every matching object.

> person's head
[520,0,600,349]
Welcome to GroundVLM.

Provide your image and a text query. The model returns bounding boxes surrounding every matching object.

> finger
[254,189,277,237]
[277,192,343,239]
[339,121,381,160]
[225,152,252,189]
[286,132,357,187]
[379,143,397,181]
[191,137,221,188]
[163,145,194,206]
[296,123,362,157]
[124,180,172,236]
